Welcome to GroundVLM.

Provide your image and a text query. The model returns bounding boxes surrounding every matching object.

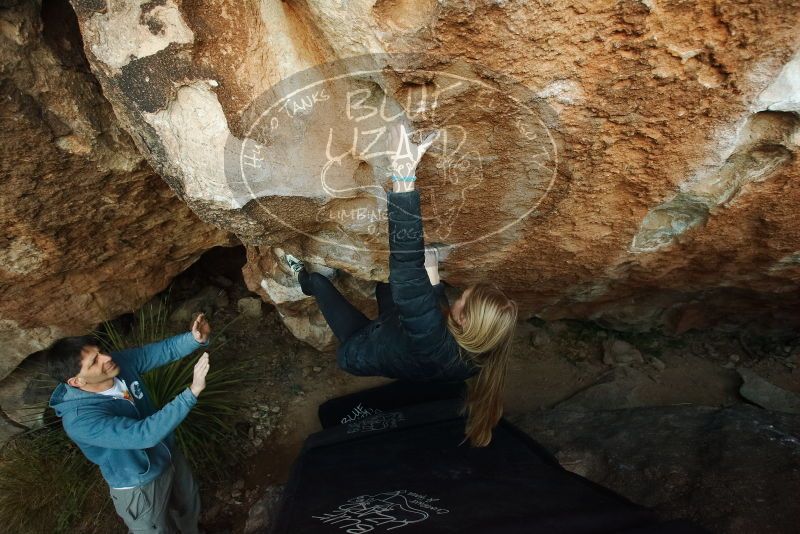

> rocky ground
[2,249,798,533]
[168,255,798,533]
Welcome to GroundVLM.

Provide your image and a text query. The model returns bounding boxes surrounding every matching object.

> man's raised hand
[190,352,210,398]
[191,313,211,344]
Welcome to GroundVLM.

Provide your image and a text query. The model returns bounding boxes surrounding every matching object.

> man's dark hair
[45,336,98,383]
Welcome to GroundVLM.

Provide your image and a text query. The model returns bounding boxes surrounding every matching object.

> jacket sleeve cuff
[181,387,199,405]
[183,331,209,349]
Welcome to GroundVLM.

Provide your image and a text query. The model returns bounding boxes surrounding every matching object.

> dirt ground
[194,296,798,533]
[146,248,800,532]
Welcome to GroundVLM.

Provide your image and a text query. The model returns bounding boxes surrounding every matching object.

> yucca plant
[94,297,249,481]
[96,297,172,353]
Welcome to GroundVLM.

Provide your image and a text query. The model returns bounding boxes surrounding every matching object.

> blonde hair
[447,282,518,447]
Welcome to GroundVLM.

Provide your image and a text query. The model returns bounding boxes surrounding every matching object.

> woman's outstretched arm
[388,190,448,348]
[384,123,448,349]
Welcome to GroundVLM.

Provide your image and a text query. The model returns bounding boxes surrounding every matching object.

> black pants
[299,271,394,343]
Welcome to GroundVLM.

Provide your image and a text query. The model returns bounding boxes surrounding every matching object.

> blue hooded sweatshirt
[49,332,207,489]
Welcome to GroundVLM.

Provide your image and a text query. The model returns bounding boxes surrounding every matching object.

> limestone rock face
[510,406,800,534]
[0,0,233,379]
[67,0,800,342]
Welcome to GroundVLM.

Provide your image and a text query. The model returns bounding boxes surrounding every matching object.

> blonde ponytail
[447,282,518,447]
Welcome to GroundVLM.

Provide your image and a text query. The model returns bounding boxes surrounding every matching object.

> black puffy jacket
[337,190,476,382]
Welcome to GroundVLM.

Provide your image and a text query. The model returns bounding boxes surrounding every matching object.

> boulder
[168,286,228,325]
[556,366,653,410]
[0,0,234,379]
[602,338,644,366]
[244,485,285,534]
[63,0,800,345]
[738,368,800,414]
[0,353,52,429]
[510,405,800,534]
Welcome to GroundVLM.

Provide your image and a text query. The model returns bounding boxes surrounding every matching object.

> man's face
[68,345,120,388]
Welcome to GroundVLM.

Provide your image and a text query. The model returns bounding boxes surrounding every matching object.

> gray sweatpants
[109,449,200,534]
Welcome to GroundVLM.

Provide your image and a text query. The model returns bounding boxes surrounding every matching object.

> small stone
[532,329,550,347]
[244,486,285,534]
[602,339,643,366]
[547,321,569,335]
[271,406,281,413]
[237,297,263,318]
[214,291,230,309]
[650,356,666,371]
[313,366,322,372]
[205,503,222,521]
[729,354,741,363]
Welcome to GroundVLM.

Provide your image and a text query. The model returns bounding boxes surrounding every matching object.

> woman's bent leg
[300,271,371,342]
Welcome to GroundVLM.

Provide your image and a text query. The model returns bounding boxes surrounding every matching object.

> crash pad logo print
[313,490,450,533]
[340,403,383,424]
[346,411,405,434]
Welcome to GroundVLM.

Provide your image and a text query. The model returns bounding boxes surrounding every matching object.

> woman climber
[284,123,518,446]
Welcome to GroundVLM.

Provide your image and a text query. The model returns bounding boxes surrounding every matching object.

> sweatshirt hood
[49,382,113,417]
